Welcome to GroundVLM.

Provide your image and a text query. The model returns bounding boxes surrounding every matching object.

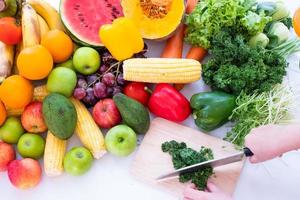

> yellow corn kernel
[44,131,67,177]
[70,98,106,159]
[123,58,201,83]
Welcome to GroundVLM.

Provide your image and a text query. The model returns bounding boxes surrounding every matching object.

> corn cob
[70,98,106,159]
[6,85,49,116]
[123,58,201,83]
[44,131,67,177]
[6,107,23,116]
[33,85,49,101]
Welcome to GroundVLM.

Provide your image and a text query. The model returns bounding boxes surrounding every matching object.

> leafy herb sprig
[162,141,214,190]
[225,84,295,147]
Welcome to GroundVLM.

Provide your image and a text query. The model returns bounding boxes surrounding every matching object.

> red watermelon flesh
[61,0,123,47]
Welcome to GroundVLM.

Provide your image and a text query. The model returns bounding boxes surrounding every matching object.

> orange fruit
[41,30,73,63]
[0,101,7,126]
[0,75,33,109]
[293,7,300,37]
[17,45,53,80]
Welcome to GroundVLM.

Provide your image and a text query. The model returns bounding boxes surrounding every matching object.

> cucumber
[113,93,150,134]
[42,93,77,140]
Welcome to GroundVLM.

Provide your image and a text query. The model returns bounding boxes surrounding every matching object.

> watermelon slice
[60,0,123,48]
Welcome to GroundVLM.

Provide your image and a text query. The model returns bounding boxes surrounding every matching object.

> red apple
[8,158,42,189]
[92,99,121,128]
[21,101,47,133]
[0,141,15,171]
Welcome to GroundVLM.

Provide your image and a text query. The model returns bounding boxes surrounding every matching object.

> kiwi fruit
[0,0,18,18]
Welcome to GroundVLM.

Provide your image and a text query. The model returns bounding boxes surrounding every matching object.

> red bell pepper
[148,83,191,122]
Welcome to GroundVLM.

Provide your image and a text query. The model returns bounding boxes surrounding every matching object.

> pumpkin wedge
[121,0,185,40]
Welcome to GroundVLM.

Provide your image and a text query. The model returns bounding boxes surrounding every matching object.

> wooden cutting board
[131,118,244,197]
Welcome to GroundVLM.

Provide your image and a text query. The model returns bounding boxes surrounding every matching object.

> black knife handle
[243,147,254,157]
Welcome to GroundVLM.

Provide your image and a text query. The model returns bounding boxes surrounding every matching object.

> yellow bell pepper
[99,17,144,61]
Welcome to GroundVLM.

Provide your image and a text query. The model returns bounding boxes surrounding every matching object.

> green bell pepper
[190,91,236,132]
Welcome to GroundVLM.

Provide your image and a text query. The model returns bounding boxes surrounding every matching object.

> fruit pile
[73,47,147,107]
[0,0,199,190]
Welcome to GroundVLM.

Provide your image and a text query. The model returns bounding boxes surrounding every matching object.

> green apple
[47,67,77,97]
[17,133,45,159]
[56,58,75,71]
[0,117,25,144]
[73,47,100,75]
[105,125,137,157]
[63,147,93,176]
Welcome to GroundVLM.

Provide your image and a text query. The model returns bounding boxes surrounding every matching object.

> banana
[0,41,14,83]
[27,0,64,31]
[22,3,41,48]
[37,14,49,37]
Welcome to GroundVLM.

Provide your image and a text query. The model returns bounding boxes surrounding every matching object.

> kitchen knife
[156,147,253,181]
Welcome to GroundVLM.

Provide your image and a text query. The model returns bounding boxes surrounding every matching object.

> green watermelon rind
[59,0,104,49]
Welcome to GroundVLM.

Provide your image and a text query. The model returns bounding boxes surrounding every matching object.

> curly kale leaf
[202,30,287,95]
[161,141,214,190]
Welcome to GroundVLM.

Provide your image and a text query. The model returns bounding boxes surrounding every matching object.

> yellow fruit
[0,75,33,109]
[17,45,53,80]
[41,30,73,63]
[0,101,7,126]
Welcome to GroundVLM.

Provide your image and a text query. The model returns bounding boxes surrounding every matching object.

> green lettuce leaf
[185,0,239,49]
[240,11,272,35]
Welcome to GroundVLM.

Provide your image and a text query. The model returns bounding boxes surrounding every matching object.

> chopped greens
[161,140,214,190]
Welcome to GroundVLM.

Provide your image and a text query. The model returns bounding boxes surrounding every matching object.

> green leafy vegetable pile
[161,140,214,190]
[185,0,271,49]
[225,84,294,147]
[185,0,299,149]
[202,30,287,95]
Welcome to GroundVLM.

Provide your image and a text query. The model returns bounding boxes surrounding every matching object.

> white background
[1,0,300,200]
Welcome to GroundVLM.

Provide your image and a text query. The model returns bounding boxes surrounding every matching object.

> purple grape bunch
[73,47,148,107]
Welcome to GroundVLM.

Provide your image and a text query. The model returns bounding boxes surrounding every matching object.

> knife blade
[156,147,253,181]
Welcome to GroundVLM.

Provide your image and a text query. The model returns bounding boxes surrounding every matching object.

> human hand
[183,182,232,200]
[245,124,300,163]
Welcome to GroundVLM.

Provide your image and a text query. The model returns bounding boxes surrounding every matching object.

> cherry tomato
[0,17,22,45]
[294,7,300,37]
[124,82,150,106]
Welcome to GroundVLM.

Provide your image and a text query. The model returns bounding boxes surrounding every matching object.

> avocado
[42,93,77,140]
[113,93,150,134]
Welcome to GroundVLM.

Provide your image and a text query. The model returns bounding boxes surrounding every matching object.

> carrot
[162,0,203,91]
[186,0,199,14]
[186,46,207,61]
[161,24,185,58]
